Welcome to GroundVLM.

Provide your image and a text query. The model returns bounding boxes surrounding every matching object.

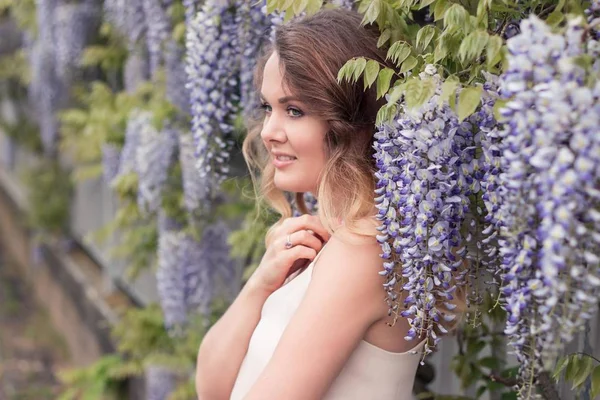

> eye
[287,107,304,117]
[260,103,272,113]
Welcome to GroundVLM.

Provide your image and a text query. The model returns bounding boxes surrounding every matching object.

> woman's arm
[242,232,387,400]
[195,280,271,400]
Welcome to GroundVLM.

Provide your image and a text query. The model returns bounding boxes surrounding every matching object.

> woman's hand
[247,214,332,295]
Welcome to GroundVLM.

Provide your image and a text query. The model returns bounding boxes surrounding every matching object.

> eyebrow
[260,94,302,104]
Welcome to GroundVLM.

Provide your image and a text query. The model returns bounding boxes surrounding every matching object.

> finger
[290,230,324,252]
[283,245,317,265]
[288,215,331,242]
[275,230,323,254]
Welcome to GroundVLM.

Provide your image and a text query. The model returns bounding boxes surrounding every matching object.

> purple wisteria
[157,216,237,329]
[179,132,207,214]
[111,110,144,185]
[142,0,171,76]
[103,0,146,49]
[136,123,178,214]
[185,0,240,206]
[165,40,190,113]
[237,1,271,118]
[53,3,99,82]
[494,15,600,395]
[101,143,122,185]
[373,66,489,358]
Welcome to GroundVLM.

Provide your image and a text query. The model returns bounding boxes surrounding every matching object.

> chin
[273,175,314,194]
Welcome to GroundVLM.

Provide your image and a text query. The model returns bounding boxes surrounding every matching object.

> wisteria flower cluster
[103,0,146,49]
[157,215,237,329]
[142,0,172,76]
[373,66,484,357]
[53,3,99,82]
[112,110,144,183]
[101,143,121,185]
[495,14,600,394]
[179,132,207,214]
[237,1,271,118]
[136,121,178,215]
[185,0,240,207]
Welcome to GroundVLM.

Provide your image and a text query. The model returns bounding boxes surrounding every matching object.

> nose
[260,113,287,145]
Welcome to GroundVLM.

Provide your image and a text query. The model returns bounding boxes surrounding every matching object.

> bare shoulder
[311,216,387,322]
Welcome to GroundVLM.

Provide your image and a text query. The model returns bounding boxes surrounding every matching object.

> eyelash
[260,103,304,118]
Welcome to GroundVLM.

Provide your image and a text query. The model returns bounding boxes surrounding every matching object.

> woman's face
[260,52,329,195]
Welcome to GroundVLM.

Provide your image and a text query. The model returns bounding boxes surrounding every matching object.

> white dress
[230,243,426,400]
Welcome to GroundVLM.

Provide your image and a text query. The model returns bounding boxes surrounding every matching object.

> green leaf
[478,356,500,370]
[553,355,570,380]
[415,25,437,53]
[476,385,487,398]
[361,0,381,25]
[565,355,579,382]
[387,41,412,66]
[458,30,489,64]
[353,57,367,83]
[546,10,564,27]
[399,55,418,73]
[406,77,436,110]
[444,4,468,31]
[573,355,595,389]
[266,0,278,14]
[337,59,352,83]
[486,35,503,68]
[438,76,459,106]
[293,0,309,15]
[376,68,394,99]
[591,366,600,399]
[305,0,322,14]
[457,86,481,122]
[388,82,406,104]
[434,0,450,21]
[364,59,380,89]
[418,0,436,9]
[377,29,392,48]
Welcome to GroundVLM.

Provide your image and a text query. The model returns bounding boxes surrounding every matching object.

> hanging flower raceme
[53,3,99,83]
[112,110,145,184]
[156,213,188,329]
[187,221,238,316]
[185,0,240,208]
[142,0,172,76]
[373,66,488,358]
[165,40,190,113]
[461,73,504,315]
[237,0,271,118]
[178,132,207,214]
[104,0,146,49]
[156,213,237,330]
[495,15,600,395]
[32,0,62,156]
[144,364,176,400]
[101,143,121,185]
[136,121,178,215]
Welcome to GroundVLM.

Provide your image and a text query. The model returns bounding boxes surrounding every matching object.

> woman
[196,8,459,400]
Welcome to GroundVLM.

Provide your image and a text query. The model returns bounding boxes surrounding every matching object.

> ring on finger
[285,233,293,249]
